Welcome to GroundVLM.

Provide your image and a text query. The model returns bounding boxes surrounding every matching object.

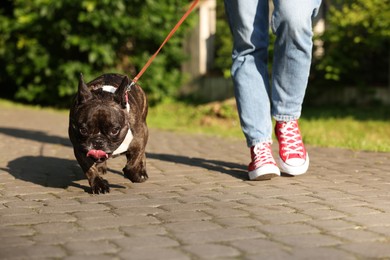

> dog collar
[102,85,130,112]
[102,85,133,156]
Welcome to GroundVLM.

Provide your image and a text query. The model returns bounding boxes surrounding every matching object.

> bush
[313,0,390,87]
[0,0,195,107]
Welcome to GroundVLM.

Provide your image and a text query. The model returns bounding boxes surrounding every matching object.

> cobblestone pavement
[0,105,390,260]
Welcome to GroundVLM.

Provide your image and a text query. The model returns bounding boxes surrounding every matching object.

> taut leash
[128,0,199,89]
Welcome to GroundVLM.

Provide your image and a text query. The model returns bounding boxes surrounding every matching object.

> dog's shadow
[1,156,89,191]
[0,127,126,192]
[1,156,127,192]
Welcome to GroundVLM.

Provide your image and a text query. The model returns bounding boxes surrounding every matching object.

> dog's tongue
[87,150,108,159]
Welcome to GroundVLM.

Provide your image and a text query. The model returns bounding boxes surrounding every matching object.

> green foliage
[214,0,232,78]
[0,0,194,107]
[314,0,390,86]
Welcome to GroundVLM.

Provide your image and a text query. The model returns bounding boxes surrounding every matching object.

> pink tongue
[87,149,108,159]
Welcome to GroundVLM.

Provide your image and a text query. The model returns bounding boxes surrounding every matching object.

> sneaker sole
[249,164,281,181]
[278,153,309,176]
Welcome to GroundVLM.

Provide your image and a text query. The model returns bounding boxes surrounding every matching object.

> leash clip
[127,81,136,92]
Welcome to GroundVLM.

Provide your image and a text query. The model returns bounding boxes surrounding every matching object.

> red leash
[131,0,200,85]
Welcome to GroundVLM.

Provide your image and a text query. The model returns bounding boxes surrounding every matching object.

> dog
[68,73,148,194]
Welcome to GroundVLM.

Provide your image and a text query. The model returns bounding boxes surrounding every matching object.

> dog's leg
[74,149,110,194]
[96,161,108,174]
[123,130,148,182]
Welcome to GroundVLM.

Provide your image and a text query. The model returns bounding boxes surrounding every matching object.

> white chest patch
[112,128,133,156]
[101,85,133,156]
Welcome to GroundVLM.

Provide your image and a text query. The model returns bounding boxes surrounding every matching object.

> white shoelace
[279,121,304,157]
[253,143,275,164]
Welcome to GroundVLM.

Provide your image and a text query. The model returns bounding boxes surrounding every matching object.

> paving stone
[34,222,79,234]
[37,202,109,214]
[341,242,390,258]
[33,229,125,245]
[63,255,118,260]
[164,220,222,234]
[231,238,288,255]
[1,213,76,226]
[273,233,343,248]
[77,215,160,230]
[173,227,266,245]
[204,207,249,218]
[301,208,348,220]
[113,235,180,249]
[0,244,67,259]
[289,247,356,260]
[65,240,119,255]
[156,210,212,223]
[0,236,35,248]
[105,197,178,208]
[306,219,362,231]
[1,106,390,259]
[184,243,241,258]
[71,210,115,220]
[257,223,321,236]
[214,217,263,228]
[121,225,167,237]
[159,202,212,212]
[253,211,312,225]
[327,228,387,242]
[118,247,190,260]
[112,206,166,217]
[347,213,390,227]
[0,226,35,237]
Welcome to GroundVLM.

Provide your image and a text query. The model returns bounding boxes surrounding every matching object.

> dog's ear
[77,73,92,104]
[115,76,129,109]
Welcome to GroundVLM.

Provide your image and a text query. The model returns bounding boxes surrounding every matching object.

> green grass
[148,100,390,152]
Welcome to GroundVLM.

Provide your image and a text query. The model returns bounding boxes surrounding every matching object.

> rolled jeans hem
[273,115,300,122]
[247,138,273,148]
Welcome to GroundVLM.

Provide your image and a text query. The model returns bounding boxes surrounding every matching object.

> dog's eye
[111,127,120,136]
[79,127,88,136]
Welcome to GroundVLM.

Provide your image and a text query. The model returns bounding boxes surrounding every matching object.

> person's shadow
[147,153,248,180]
[0,127,248,193]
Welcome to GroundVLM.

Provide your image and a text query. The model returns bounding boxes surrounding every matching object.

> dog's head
[70,74,130,162]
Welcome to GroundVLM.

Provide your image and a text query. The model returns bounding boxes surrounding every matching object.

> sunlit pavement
[1,106,390,259]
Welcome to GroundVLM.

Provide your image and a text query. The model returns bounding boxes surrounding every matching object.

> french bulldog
[68,73,148,194]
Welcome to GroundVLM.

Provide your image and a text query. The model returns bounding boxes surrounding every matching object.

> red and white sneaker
[275,120,309,175]
[248,142,281,181]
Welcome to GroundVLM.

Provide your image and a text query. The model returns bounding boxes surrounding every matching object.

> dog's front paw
[124,168,148,183]
[90,177,110,194]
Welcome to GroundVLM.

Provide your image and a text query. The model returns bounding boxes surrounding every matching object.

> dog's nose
[93,138,105,149]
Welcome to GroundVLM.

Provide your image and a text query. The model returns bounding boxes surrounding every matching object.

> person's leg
[271,0,322,175]
[271,0,322,121]
[225,0,280,180]
[224,0,272,147]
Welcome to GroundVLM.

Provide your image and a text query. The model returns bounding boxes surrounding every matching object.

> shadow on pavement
[147,153,248,180]
[0,127,72,147]
[1,156,88,191]
[1,156,126,193]
[0,126,247,187]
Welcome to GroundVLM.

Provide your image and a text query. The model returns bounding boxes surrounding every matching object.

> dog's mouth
[87,149,110,163]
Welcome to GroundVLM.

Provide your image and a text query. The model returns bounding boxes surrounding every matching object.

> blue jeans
[224,0,322,147]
